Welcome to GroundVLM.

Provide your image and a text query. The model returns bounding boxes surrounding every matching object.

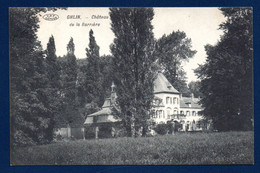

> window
[159,110,163,118]
[166,97,170,104]
[156,110,159,118]
[192,111,196,116]
[176,98,178,104]
[173,97,176,104]
[180,111,184,115]
[186,111,190,116]
[163,110,165,118]
[170,97,172,104]
[159,110,165,118]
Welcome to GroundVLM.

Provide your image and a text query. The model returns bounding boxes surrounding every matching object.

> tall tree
[10,8,60,146]
[155,31,196,94]
[110,8,156,137]
[62,38,80,126]
[45,35,63,129]
[195,7,253,131]
[84,29,104,106]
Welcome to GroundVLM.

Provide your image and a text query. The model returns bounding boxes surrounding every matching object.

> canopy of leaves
[10,8,63,146]
[84,30,104,106]
[155,31,196,95]
[187,81,202,98]
[195,7,253,131]
[110,8,156,136]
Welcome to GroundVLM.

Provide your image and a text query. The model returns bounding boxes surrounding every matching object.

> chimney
[191,93,194,101]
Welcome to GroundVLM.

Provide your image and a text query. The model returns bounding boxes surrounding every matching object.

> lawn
[11,131,254,165]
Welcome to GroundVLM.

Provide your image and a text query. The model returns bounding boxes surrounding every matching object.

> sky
[37,7,226,82]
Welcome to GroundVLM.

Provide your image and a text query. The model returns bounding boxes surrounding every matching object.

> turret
[110,81,117,105]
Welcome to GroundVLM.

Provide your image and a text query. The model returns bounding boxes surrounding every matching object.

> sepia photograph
[9,7,253,165]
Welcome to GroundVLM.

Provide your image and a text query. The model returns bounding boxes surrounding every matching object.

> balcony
[169,114,186,120]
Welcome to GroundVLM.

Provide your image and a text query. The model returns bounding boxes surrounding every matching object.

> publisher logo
[43,14,59,21]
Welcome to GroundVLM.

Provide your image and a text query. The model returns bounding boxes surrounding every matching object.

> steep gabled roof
[153,72,179,94]
[102,98,112,108]
[84,106,121,124]
[87,107,113,117]
[180,97,202,109]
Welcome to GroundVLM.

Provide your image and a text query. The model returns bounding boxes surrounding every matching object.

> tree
[61,38,81,126]
[195,7,253,131]
[155,31,196,94]
[172,68,190,96]
[45,35,63,129]
[188,81,202,98]
[84,29,104,106]
[110,8,156,137]
[10,8,60,146]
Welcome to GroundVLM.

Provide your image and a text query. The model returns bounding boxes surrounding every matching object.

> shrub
[154,124,168,135]
[85,126,95,139]
[54,134,63,141]
[116,127,128,137]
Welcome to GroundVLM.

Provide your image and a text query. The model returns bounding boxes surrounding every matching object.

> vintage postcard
[10,7,253,165]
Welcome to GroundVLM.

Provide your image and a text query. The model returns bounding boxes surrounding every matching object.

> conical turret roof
[153,72,179,94]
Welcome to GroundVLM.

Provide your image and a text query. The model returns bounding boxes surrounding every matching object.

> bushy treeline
[9,8,113,146]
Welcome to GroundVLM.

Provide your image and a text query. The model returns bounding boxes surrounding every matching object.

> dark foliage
[154,124,168,135]
[187,81,202,98]
[110,8,157,137]
[10,8,64,146]
[195,8,253,131]
[61,38,84,127]
[155,31,196,95]
[84,30,104,106]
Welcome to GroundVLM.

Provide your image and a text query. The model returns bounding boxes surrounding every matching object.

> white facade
[152,93,180,123]
[151,73,204,131]
[84,72,206,132]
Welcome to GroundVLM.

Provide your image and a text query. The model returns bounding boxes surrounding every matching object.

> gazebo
[84,82,121,138]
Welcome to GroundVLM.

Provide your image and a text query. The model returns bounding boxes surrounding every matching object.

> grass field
[11,131,254,165]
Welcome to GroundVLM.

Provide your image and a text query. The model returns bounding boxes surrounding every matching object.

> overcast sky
[37,7,226,82]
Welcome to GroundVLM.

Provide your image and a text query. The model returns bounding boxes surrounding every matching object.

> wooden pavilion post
[95,126,99,139]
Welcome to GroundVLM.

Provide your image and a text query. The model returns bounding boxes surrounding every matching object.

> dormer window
[186,102,191,107]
